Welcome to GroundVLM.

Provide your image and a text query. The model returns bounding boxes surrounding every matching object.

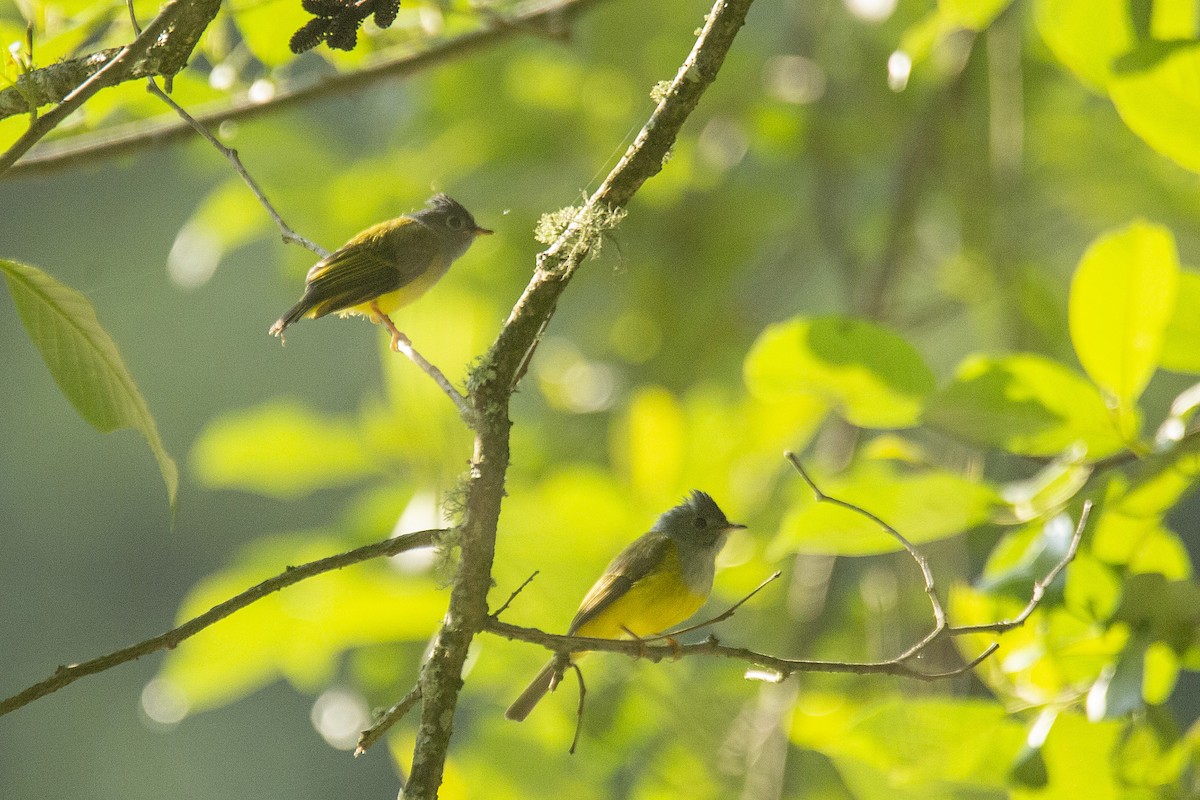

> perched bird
[269,193,491,349]
[505,490,745,722]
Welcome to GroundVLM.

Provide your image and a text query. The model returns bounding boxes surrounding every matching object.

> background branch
[0,528,443,718]
[0,0,220,176]
[3,0,611,178]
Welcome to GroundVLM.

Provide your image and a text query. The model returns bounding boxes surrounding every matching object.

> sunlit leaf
[156,534,445,712]
[1068,220,1179,409]
[1,258,178,507]
[191,399,379,499]
[1087,635,1148,720]
[1034,0,1132,90]
[995,452,1093,524]
[798,695,1023,796]
[745,316,934,429]
[1110,42,1200,175]
[939,0,1013,30]
[772,461,998,556]
[925,353,1126,458]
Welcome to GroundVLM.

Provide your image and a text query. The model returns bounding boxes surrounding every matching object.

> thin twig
[0,528,444,718]
[644,571,781,641]
[490,571,540,619]
[392,336,476,424]
[568,662,586,755]
[127,0,324,256]
[948,500,1092,635]
[146,80,326,255]
[785,451,947,658]
[355,683,423,757]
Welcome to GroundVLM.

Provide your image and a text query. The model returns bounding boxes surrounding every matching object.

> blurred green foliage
[6,0,1200,797]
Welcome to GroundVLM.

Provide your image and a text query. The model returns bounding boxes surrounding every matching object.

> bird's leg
[663,636,683,660]
[620,626,649,660]
[370,302,410,352]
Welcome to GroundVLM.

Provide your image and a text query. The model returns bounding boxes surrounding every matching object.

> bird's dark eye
[446,215,466,230]
[693,516,708,530]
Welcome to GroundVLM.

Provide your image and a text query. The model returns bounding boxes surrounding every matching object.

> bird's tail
[505,661,558,722]
[268,300,311,343]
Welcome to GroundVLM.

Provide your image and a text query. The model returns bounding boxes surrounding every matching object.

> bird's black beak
[474,226,494,236]
[725,522,747,531]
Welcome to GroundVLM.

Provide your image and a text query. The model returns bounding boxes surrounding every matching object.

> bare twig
[0,528,444,718]
[949,500,1092,635]
[391,336,476,424]
[490,571,540,620]
[146,80,326,255]
[643,571,781,641]
[785,451,947,661]
[355,683,423,757]
[568,662,586,755]
[4,0,612,177]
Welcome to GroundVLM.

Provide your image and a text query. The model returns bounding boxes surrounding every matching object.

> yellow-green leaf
[745,316,934,429]
[191,399,380,499]
[926,353,1126,459]
[1035,0,1133,90]
[1,258,177,507]
[1110,42,1200,175]
[1068,220,1179,408]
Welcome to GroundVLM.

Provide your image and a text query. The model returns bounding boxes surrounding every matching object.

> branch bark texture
[400,1,756,796]
[0,528,441,718]
[4,0,610,178]
[0,0,221,175]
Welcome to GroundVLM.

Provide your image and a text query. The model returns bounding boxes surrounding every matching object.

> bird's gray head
[414,194,493,243]
[653,490,746,547]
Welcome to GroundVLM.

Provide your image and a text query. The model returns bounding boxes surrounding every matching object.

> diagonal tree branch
[0,0,221,176]
[3,0,611,179]
[0,528,443,718]
[401,1,758,796]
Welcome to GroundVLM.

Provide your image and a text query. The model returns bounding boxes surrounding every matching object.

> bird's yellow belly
[339,265,447,319]
[573,554,707,640]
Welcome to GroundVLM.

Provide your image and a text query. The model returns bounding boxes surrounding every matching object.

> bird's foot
[371,303,410,352]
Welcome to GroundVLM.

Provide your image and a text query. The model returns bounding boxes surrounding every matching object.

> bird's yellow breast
[337,256,450,319]
[572,543,707,640]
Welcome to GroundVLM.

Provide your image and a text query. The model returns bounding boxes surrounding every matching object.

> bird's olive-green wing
[302,218,439,318]
[567,531,671,635]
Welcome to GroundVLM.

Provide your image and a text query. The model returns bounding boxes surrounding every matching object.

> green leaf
[799,695,1023,796]
[939,0,1014,30]
[1087,635,1149,720]
[996,455,1093,525]
[156,534,445,712]
[744,316,934,429]
[1035,0,1133,90]
[1068,220,1179,409]
[1,258,177,507]
[1109,42,1200,175]
[190,399,380,499]
[771,461,998,556]
[926,353,1126,458]
[1160,269,1200,373]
